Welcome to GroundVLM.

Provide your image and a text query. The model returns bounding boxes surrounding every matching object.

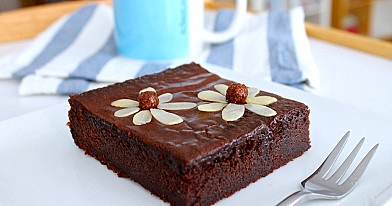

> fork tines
[313,131,379,187]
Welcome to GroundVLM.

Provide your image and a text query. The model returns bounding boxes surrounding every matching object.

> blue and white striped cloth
[0,3,319,95]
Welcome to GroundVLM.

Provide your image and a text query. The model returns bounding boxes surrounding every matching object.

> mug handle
[203,0,247,43]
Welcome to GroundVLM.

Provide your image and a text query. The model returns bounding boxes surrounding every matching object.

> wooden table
[1,0,392,60]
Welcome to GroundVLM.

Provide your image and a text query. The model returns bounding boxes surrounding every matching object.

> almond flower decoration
[111,87,196,125]
[197,83,277,121]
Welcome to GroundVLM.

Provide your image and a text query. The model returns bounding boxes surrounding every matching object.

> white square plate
[1,70,391,206]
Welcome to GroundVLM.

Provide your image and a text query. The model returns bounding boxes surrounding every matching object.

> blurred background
[0,0,391,42]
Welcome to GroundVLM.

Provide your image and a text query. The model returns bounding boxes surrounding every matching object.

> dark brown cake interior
[68,62,310,205]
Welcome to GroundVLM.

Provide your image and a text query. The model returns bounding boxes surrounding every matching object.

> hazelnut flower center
[226,83,248,104]
[138,91,159,110]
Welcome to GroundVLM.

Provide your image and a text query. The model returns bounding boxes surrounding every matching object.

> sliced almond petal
[114,107,140,117]
[222,103,245,121]
[214,84,228,96]
[245,104,277,117]
[111,99,139,108]
[246,96,277,105]
[158,102,197,110]
[198,102,227,112]
[140,87,156,93]
[197,90,227,103]
[247,87,260,98]
[150,109,183,125]
[158,93,173,103]
[133,110,152,125]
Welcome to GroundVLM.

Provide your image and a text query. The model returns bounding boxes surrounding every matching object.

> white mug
[112,0,247,61]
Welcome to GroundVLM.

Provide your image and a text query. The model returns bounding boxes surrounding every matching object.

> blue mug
[113,0,247,61]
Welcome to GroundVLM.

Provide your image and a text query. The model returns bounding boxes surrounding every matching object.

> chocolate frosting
[71,63,307,163]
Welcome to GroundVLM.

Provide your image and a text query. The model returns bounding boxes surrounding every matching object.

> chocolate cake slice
[68,62,310,205]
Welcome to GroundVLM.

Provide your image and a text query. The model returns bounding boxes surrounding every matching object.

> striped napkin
[0,3,319,95]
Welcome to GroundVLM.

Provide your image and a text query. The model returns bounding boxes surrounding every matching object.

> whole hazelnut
[138,91,159,110]
[226,83,248,104]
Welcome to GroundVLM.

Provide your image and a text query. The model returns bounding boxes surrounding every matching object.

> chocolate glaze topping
[71,63,307,164]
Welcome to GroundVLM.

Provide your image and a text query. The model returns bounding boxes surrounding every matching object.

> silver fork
[276,131,379,206]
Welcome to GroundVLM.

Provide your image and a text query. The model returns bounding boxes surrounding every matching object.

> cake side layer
[270,106,311,169]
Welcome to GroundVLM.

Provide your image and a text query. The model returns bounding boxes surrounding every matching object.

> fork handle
[276,189,317,206]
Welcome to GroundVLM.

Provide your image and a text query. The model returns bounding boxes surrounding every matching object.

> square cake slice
[68,62,310,205]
